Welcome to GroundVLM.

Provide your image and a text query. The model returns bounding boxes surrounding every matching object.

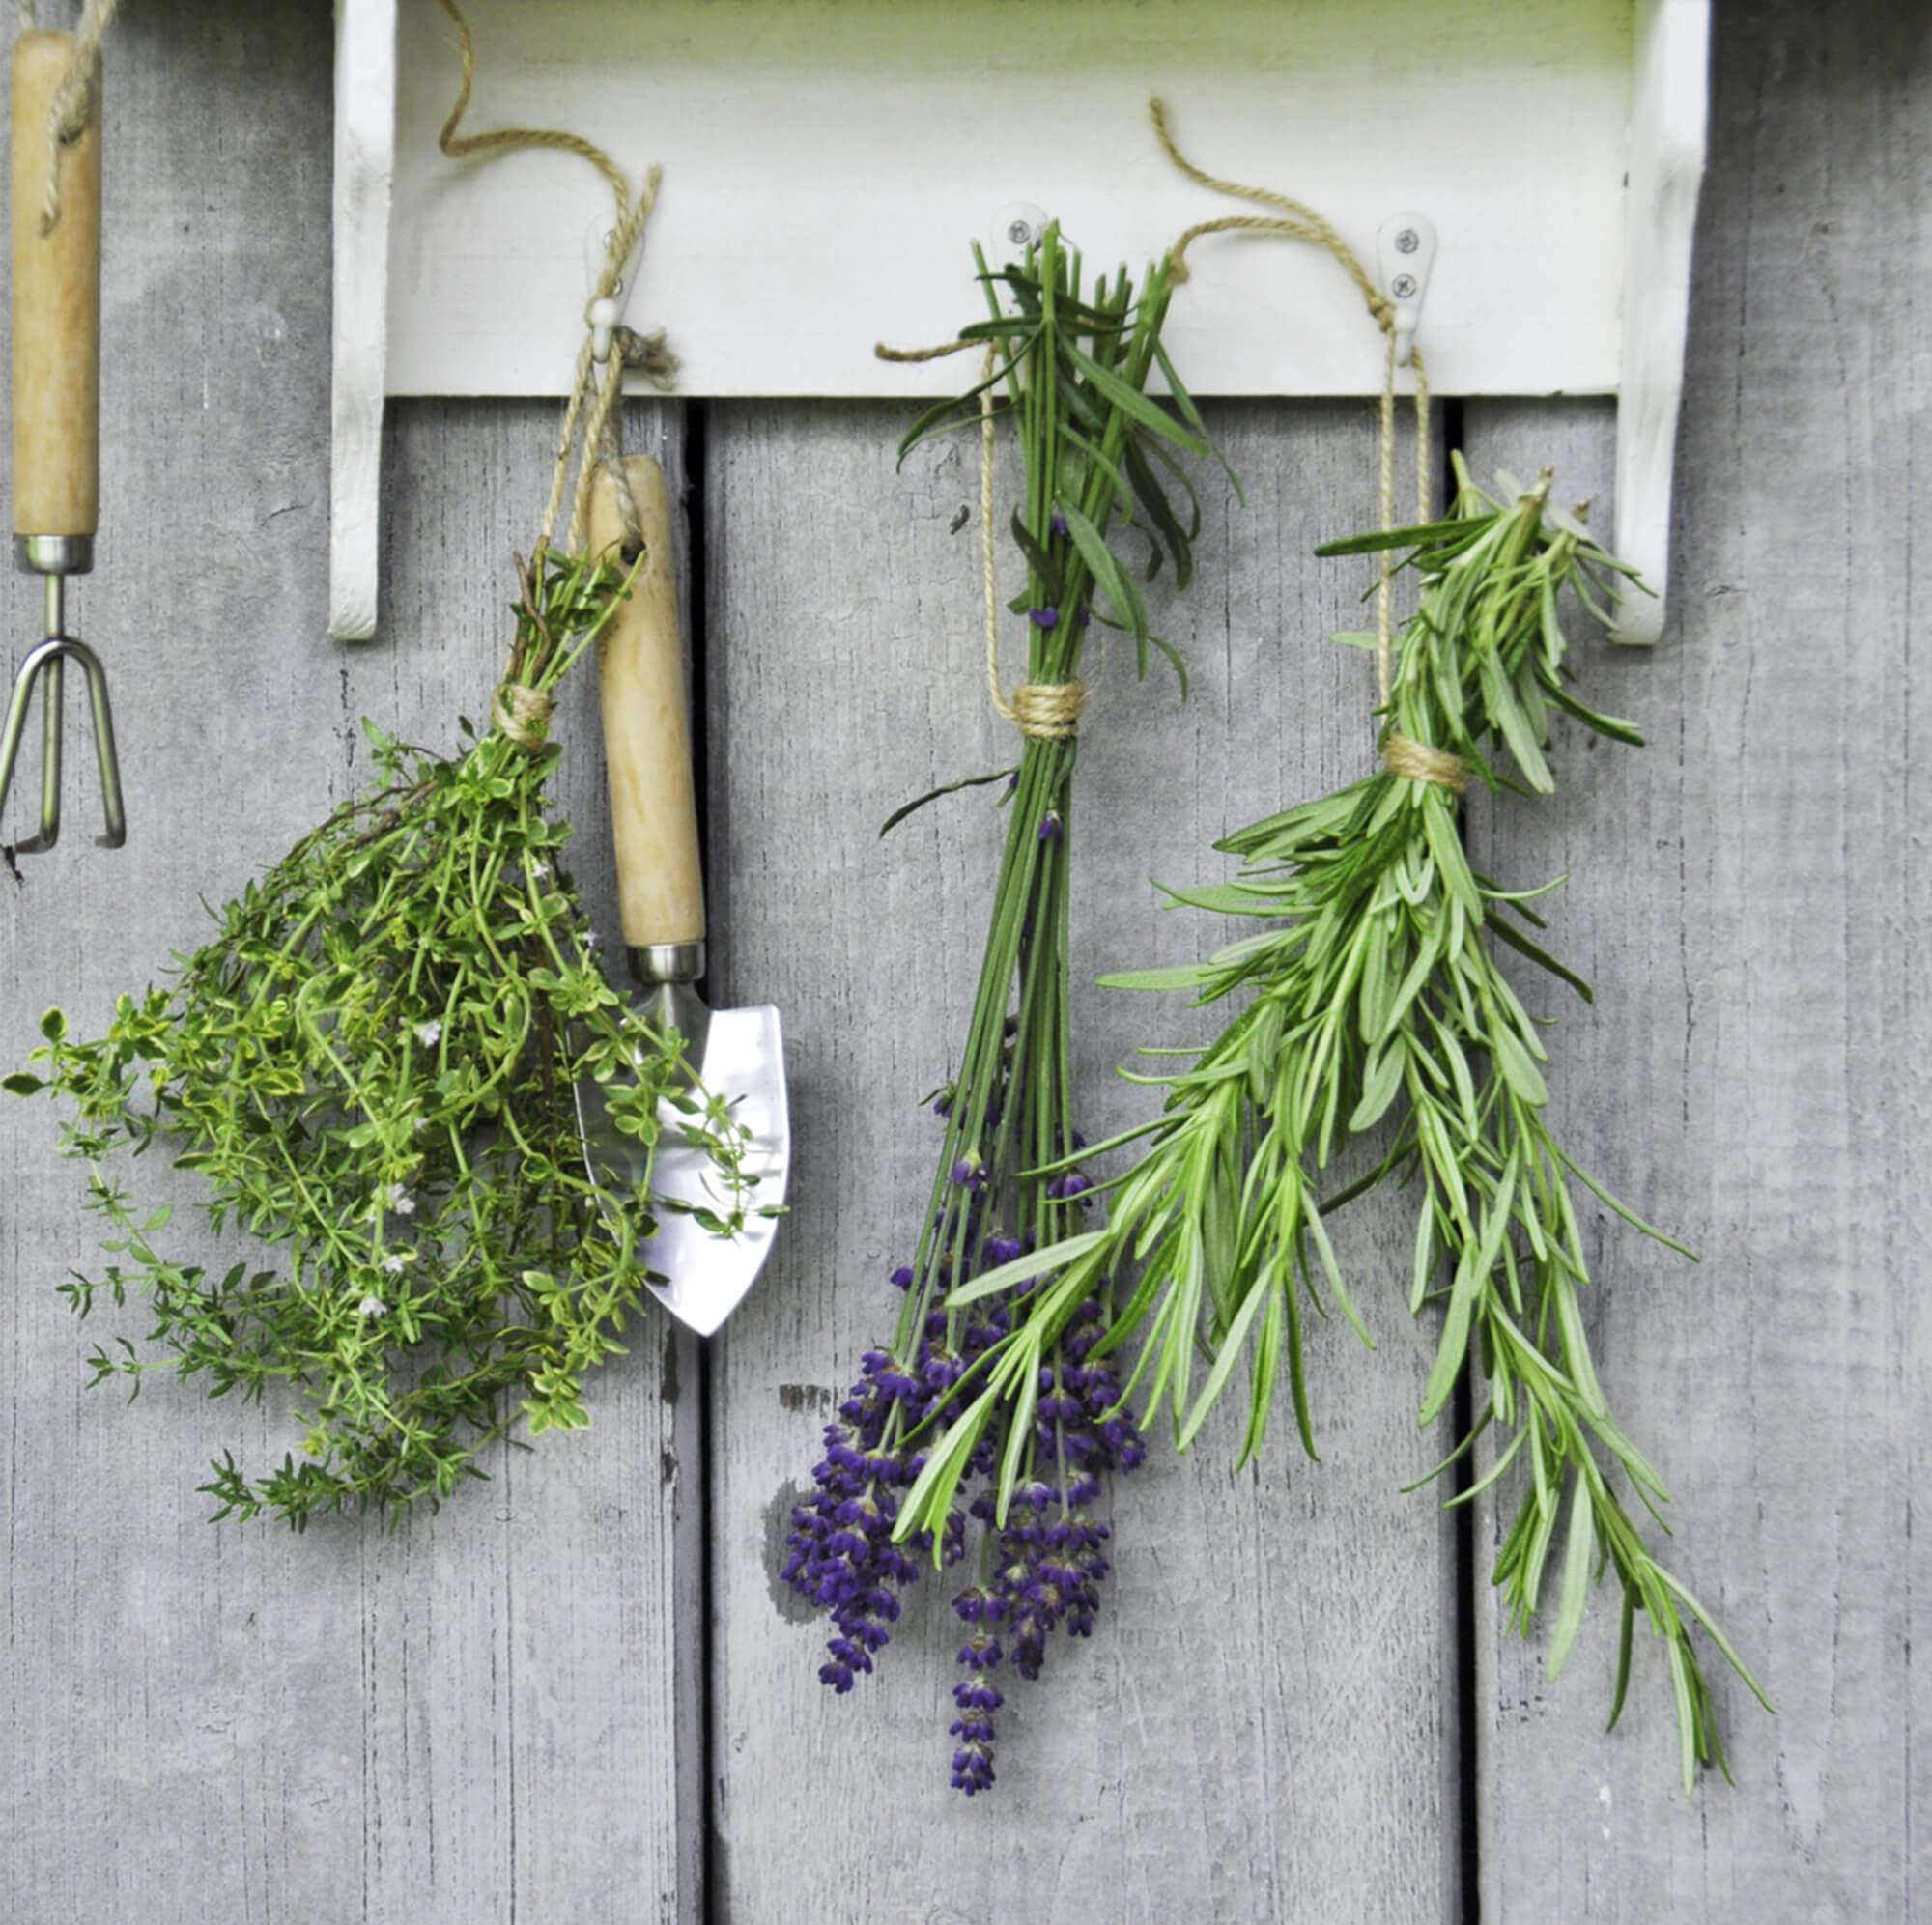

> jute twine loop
[1151,99,1461,792]
[20,0,121,237]
[492,682,554,754]
[437,0,665,561]
[436,0,674,751]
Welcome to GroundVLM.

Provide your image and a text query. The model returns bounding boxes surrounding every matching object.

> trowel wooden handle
[588,458,706,948]
[11,32,101,543]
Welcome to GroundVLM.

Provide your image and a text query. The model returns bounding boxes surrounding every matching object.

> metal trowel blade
[576,990,789,1337]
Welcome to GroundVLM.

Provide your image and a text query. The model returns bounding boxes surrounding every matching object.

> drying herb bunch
[781,223,1216,1795]
[913,459,1770,1789]
[9,548,750,1528]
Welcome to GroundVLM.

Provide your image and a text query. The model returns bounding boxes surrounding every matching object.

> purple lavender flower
[1038,811,1063,844]
[786,1120,1145,1795]
[1028,607,1060,630]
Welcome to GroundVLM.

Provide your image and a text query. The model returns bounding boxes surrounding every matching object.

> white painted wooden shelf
[329,0,1709,643]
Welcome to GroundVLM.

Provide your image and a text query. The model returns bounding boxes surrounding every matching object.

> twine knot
[1382,731,1466,794]
[1009,680,1087,742]
[27,0,119,237]
[493,682,554,752]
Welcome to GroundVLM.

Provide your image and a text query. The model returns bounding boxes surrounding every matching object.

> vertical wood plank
[704,399,1457,1921]
[1465,1,1927,1912]
[0,5,702,1915]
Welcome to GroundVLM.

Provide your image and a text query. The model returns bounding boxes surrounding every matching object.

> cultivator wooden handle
[0,30,122,853]
[588,457,706,952]
[12,30,100,550]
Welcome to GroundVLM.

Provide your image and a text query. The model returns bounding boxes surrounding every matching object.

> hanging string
[435,0,677,749]
[24,0,120,237]
[875,336,1086,742]
[1151,98,1455,788]
[437,0,676,564]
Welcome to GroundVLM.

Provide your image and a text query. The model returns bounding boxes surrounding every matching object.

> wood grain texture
[589,458,708,948]
[702,399,1457,1922]
[11,31,101,540]
[1466,1,1928,1913]
[0,0,1922,1917]
[0,6,701,1918]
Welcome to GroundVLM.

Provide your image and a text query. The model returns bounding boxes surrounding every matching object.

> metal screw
[1391,272,1418,300]
[1008,219,1033,247]
[1394,227,1420,254]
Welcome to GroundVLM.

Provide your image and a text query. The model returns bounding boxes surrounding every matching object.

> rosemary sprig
[8,549,751,1528]
[916,458,1771,1788]
[782,224,1212,1795]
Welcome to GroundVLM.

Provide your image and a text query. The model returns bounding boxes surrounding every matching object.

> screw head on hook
[1390,272,1418,300]
[991,201,1051,263]
[1394,227,1420,255]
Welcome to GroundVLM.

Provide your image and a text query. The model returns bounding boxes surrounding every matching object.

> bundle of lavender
[781,224,1218,1794]
[908,459,1770,1788]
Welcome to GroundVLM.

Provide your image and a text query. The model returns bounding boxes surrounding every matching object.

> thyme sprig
[782,225,1213,1795]
[912,458,1771,1787]
[8,549,752,1528]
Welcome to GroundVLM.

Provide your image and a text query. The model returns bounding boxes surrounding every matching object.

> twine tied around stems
[1381,730,1468,795]
[18,0,120,236]
[491,681,554,753]
[435,0,679,750]
[874,338,1087,743]
[1151,99,1463,793]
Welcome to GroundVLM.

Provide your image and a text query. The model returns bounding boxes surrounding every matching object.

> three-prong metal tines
[0,536,123,851]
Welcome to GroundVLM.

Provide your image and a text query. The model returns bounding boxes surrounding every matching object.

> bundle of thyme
[907,459,1770,1787]
[8,549,749,1527]
[781,224,1216,1794]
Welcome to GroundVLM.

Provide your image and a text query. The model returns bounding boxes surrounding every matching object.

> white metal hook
[989,201,1050,264]
[1377,213,1436,370]
[581,219,628,361]
[586,295,620,363]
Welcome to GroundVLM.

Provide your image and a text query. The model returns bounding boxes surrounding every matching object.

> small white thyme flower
[582,928,603,950]
[357,1295,387,1318]
[529,861,551,883]
[414,1018,442,1047]
[383,1253,406,1274]
[385,1182,415,1218]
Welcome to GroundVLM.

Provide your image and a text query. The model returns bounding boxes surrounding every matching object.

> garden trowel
[575,457,788,1336]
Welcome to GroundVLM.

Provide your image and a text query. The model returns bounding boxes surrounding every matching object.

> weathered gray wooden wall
[0,2,1921,1919]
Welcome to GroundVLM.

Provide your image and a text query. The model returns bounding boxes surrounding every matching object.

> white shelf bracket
[326,0,1713,651]
[1611,0,1710,645]
[328,0,398,641]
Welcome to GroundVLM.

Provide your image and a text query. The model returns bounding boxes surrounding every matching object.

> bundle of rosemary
[781,223,1218,1794]
[8,551,749,1526]
[905,458,1771,1788]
